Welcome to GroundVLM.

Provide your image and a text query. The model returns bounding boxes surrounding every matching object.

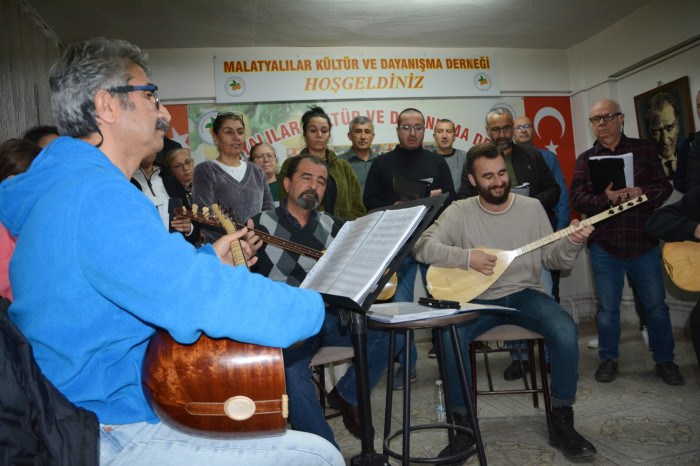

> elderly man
[338,115,378,192]
[0,38,342,465]
[570,99,682,386]
[414,142,596,459]
[364,107,456,389]
[646,92,682,184]
[249,154,389,447]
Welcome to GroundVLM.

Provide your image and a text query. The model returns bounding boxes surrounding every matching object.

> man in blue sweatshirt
[0,38,342,465]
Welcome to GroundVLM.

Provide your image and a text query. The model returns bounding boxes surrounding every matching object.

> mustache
[156,117,169,132]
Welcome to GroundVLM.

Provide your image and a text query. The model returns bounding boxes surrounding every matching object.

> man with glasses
[570,99,682,386]
[364,108,456,389]
[339,115,378,192]
[0,37,343,465]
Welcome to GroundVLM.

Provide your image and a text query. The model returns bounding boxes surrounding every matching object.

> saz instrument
[427,195,648,303]
[142,204,288,438]
[662,241,700,292]
[175,205,397,301]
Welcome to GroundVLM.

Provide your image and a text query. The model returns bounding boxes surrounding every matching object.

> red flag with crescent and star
[523,97,578,217]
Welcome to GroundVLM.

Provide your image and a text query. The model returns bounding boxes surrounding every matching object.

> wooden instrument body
[662,241,700,292]
[142,204,288,438]
[142,332,287,438]
[426,248,517,302]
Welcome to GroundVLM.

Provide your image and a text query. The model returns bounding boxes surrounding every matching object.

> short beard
[494,138,511,151]
[477,179,511,205]
[297,189,320,211]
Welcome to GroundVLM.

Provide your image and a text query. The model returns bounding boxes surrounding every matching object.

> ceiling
[27,0,653,50]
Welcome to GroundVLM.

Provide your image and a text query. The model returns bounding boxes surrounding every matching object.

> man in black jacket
[457,106,560,210]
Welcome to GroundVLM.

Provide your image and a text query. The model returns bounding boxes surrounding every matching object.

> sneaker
[428,344,437,359]
[548,406,597,457]
[641,326,650,349]
[393,366,417,390]
[587,337,599,349]
[655,362,684,385]
[595,359,618,383]
[503,360,530,381]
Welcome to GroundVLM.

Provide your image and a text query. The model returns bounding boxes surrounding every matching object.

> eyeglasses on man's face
[488,125,513,135]
[398,124,425,133]
[515,124,532,131]
[172,159,194,171]
[589,112,621,124]
[107,85,160,110]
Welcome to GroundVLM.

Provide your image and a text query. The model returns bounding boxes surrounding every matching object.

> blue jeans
[283,308,389,447]
[99,421,344,465]
[394,255,428,369]
[589,244,675,363]
[507,267,553,362]
[443,288,579,407]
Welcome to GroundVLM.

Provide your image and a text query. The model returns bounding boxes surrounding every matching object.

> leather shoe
[655,362,684,385]
[503,360,529,381]
[327,387,368,439]
[595,359,618,383]
[548,406,597,457]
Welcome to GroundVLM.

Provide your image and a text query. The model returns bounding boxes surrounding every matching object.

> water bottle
[435,379,446,422]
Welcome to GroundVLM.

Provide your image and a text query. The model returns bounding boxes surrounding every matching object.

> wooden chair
[469,324,552,430]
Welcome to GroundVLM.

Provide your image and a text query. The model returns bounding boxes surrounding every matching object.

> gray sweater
[413,194,583,300]
[193,160,274,243]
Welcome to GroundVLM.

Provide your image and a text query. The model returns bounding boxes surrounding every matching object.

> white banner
[214,53,499,103]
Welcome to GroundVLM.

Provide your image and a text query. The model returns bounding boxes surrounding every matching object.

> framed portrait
[634,76,695,179]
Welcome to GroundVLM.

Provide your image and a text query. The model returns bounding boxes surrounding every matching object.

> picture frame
[633,76,695,179]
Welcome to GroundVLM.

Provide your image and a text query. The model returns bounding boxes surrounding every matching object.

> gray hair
[348,115,373,131]
[485,106,514,125]
[49,37,151,139]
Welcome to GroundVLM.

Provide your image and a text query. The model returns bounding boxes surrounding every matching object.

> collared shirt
[280,198,317,230]
[570,134,672,258]
[338,148,379,192]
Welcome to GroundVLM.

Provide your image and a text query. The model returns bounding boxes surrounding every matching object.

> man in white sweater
[413,142,596,460]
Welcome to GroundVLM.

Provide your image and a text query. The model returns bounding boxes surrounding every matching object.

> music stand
[320,194,448,465]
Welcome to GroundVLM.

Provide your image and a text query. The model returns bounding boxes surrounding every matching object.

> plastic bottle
[435,379,446,422]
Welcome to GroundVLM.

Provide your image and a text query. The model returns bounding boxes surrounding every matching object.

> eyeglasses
[172,159,194,171]
[251,154,276,161]
[515,124,532,131]
[488,125,513,134]
[107,85,160,109]
[589,112,621,124]
[398,124,425,132]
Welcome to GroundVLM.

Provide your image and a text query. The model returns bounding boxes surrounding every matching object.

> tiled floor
[329,320,699,465]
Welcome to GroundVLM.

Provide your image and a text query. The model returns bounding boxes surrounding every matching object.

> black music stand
[319,194,448,465]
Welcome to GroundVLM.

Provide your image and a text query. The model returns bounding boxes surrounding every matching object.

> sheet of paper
[301,205,426,304]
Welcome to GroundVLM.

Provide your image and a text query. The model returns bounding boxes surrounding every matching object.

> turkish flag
[163,104,189,148]
[523,97,579,219]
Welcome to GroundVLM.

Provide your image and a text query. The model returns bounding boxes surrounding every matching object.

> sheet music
[590,153,634,187]
[301,205,426,303]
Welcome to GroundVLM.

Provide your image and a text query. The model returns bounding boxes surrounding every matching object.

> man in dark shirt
[363,108,455,388]
[570,99,682,386]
